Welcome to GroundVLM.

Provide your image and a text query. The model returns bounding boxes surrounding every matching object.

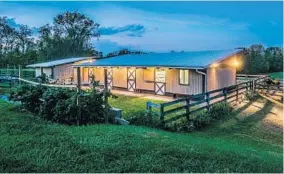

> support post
[103,68,109,124]
[223,88,227,102]
[160,104,165,128]
[76,67,81,92]
[76,67,82,125]
[236,85,239,103]
[185,97,190,121]
[206,93,210,111]
[18,65,22,85]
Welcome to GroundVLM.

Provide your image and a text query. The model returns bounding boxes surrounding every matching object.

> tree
[37,11,100,61]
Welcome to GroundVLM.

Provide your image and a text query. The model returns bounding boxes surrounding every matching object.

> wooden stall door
[127,68,136,92]
[155,69,166,95]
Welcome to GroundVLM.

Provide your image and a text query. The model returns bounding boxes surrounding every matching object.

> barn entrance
[155,69,166,95]
[106,68,113,89]
[127,68,136,92]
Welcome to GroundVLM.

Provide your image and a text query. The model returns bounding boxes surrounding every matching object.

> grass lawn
[0,96,283,173]
[109,95,163,119]
[269,72,283,80]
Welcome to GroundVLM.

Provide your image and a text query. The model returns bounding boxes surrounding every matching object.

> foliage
[37,73,49,83]
[9,85,46,113]
[106,48,147,58]
[39,88,73,121]
[37,11,100,61]
[0,11,101,66]
[128,110,160,128]
[0,99,282,173]
[8,76,110,125]
[244,90,259,101]
[209,102,233,119]
[239,44,283,74]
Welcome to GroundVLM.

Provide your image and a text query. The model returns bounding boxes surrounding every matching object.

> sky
[0,1,282,54]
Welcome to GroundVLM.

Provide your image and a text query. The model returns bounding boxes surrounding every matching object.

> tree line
[238,44,283,74]
[0,11,283,74]
[0,11,100,67]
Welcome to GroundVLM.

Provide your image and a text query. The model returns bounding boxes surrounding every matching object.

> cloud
[99,24,145,37]
[87,3,256,53]
[0,2,61,27]
[0,2,260,53]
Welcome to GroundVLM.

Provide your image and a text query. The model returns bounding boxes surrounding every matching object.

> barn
[75,49,243,96]
[26,57,95,83]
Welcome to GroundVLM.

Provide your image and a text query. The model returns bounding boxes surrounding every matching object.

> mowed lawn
[269,72,283,80]
[0,95,283,173]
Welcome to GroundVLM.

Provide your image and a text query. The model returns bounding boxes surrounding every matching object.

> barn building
[75,49,243,96]
[26,57,95,83]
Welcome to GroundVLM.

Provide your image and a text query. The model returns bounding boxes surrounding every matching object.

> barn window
[179,69,189,85]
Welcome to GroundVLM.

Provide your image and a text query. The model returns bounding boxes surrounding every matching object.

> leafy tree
[37,11,100,61]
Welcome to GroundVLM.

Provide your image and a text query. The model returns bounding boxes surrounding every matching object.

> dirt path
[235,98,283,133]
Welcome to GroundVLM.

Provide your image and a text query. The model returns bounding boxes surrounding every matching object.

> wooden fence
[147,75,269,126]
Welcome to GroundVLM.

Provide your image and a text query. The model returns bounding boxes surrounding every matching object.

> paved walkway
[111,90,174,102]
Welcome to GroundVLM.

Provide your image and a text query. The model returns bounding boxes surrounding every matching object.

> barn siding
[54,63,74,81]
[206,66,236,92]
[166,69,203,95]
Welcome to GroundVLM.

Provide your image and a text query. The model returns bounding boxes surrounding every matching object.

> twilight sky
[0,1,282,54]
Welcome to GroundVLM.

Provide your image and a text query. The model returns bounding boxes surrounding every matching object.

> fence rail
[147,75,270,127]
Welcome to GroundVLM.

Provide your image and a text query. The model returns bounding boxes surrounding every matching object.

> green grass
[0,98,283,173]
[109,95,163,119]
[269,72,283,80]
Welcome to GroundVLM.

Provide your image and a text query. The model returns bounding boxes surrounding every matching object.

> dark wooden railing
[146,75,269,126]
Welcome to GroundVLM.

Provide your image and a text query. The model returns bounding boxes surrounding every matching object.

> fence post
[206,93,210,111]
[223,87,227,102]
[185,97,190,121]
[146,101,152,111]
[18,65,22,85]
[236,85,239,103]
[160,104,165,127]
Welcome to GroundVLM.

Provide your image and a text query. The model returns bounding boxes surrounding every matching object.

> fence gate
[127,68,136,92]
[107,68,113,89]
[155,69,166,95]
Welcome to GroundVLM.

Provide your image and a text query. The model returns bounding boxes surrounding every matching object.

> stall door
[155,69,166,95]
[127,68,136,92]
[107,68,113,89]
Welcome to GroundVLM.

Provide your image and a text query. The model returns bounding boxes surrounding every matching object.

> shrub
[165,117,195,132]
[245,90,259,101]
[9,85,46,113]
[37,73,49,83]
[39,88,74,121]
[209,102,232,120]
[128,111,160,128]
[192,111,211,129]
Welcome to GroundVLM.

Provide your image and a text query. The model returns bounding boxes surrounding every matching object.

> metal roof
[26,57,94,68]
[76,49,242,69]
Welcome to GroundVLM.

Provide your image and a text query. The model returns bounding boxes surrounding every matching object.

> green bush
[209,102,232,120]
[165,102,233,132]
[9,78,111,125]
[165,117,195,132]
[9,85,46,113]
[245,90,259,101]
[39,88,74,121]
[128,111,160,128]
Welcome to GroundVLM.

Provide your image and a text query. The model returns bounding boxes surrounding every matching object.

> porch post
[104,68,109,123]
[76,67,81,92]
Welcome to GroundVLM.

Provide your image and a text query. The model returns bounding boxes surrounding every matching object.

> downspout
[196,69,207,93]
